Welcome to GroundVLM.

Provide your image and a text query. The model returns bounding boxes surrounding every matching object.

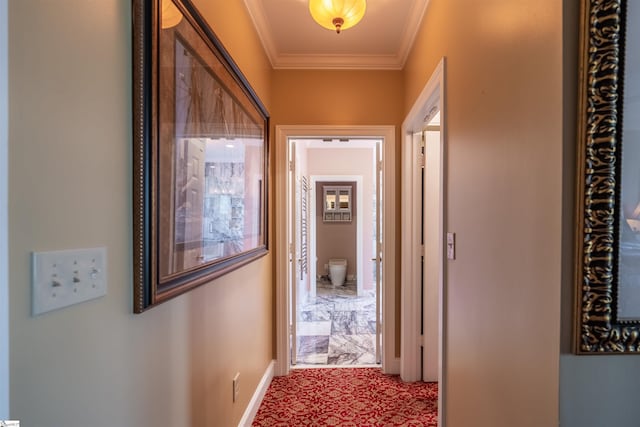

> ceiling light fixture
[161,0,183,29]
[309,0,367,34]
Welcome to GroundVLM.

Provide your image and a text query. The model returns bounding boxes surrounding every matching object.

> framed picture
[575,0,640,352]
[132,0,269,313]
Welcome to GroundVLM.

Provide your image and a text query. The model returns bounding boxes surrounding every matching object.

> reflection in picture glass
[171,37,264,273]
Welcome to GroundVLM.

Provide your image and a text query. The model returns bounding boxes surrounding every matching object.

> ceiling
[243,0,429,70]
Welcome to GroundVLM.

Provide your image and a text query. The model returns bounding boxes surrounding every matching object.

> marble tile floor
[294,278,379,366]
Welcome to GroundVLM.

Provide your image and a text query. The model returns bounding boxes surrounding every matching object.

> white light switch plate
[447,232,455,260]
[32,247,107,316]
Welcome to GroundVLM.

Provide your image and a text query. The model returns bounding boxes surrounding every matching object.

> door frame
[401,58,447,425]
[275,125,397,376]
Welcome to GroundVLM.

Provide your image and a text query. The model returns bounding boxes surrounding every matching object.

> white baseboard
[238,360,275,427]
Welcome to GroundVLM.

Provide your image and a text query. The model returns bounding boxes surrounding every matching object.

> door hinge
[289,160,295,171]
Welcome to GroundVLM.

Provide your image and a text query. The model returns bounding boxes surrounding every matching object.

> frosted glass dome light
[161,0,183,29]
[309,0,367,34]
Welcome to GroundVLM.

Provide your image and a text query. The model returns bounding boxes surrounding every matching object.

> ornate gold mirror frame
[575,0,640,353]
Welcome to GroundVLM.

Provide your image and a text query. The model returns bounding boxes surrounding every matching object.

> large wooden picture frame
[575,0,640,353]
[132,0,269,313]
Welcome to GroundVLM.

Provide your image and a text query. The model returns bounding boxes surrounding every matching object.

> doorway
[275,125,397,376]
[401,58,446,426]
[290,139,379,366]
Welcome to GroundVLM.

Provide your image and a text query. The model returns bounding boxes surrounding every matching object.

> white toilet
[328,259,347,286]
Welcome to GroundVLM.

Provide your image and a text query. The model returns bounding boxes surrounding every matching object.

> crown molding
[272,53,405,70]
[244,0,429,70]
[396,0,430,67]
[243,0,280,67]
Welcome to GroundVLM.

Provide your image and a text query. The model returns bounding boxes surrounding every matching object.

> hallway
[296,278,378,365]
[5,0,583,426]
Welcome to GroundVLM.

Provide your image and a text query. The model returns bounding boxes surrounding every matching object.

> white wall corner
[238,360,275,427]
[400,58,447,427]
[384,357,401,375]
[274,127,291,378]
[0,0,9,418]
[399,130,421,382]
[400,58,446,386]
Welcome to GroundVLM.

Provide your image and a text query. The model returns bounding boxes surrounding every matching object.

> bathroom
[291,138,381,366]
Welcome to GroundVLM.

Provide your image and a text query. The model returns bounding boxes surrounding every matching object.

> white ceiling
[243,0,429,70]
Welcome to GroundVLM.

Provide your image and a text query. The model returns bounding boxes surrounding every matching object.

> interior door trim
[401,57,447,427]
[274,125,397,376]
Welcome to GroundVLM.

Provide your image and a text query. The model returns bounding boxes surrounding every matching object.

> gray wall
[316,181,357,279]
[559,1,640,426]
[0,0,8,418]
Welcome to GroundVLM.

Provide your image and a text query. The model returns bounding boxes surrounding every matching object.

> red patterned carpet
[252,368,438,426]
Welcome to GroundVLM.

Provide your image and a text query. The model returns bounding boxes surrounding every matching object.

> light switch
[447,232,455,260]
[32,247,107,316]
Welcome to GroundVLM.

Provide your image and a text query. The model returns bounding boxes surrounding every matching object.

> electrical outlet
[32,247,107,316]
[233,372,240,402]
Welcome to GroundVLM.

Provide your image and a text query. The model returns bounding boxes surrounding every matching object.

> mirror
[323,185,352,222]
[575,0,640,352]
[325,190,337,211]
[339,190,350,210]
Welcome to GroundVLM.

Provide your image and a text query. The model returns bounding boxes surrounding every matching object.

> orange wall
[272,69,404,353]
[192,0,272,106]
[403,0,562,425]
[272,70,402,126]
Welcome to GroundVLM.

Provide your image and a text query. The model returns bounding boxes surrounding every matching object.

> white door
[289,140,309,366]
[374,140,383,364]
[172,138,206,271]
[289,140,298,365]
[422,117,443,382]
